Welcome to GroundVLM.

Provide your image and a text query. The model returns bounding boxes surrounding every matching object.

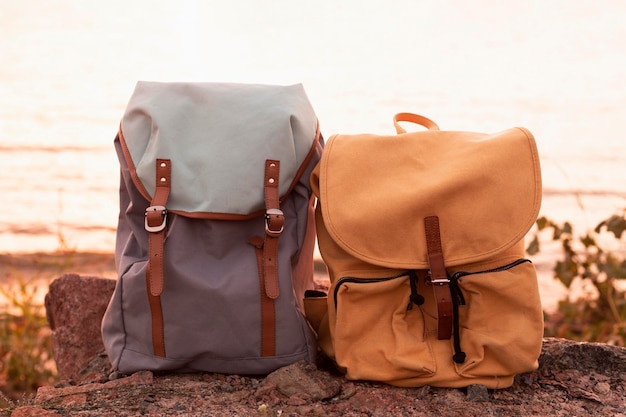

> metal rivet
[160,162,167,168]
[160,177,167,183]
[268,178,275,184]
[270,163,276,168]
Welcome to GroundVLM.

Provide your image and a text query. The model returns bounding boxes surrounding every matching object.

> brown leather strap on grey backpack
[145,158,171,357]
[248,235,277,357]
[263,160,283,300]
[246,159,284,357]
[424,216,453,340]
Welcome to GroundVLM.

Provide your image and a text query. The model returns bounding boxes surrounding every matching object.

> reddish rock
[35,274,626,416]
[35,370,153,404]
[263,359,342,401]
[44,274,116,381]
[17,339,626,416]
[540,337,626,378]
[10,406,61,417]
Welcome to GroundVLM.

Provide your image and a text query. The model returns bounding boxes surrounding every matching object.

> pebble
[466,384,490,402]
[593,382,611,395]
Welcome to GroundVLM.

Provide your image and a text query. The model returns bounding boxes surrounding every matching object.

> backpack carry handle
[393,112,440,134]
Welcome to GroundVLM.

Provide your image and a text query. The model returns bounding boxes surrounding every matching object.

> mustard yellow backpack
[306,113,543,389]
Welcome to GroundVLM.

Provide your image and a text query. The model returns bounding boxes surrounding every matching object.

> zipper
[452,258,530,278]
[450,258,531,305]
[333,259,531,309]
[333,272,409,309]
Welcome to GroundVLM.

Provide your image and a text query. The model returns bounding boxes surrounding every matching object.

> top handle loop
[393,113,440,134]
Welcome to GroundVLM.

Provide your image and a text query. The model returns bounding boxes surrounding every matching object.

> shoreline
[0,249,566,312]
[0,251,118,283]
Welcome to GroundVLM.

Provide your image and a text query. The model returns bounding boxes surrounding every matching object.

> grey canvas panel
[120,82,318,215]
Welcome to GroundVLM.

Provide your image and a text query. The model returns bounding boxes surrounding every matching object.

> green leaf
[607,215,626,239]
[562,222,573,234]
[595,213,626,238]
[536,216,549,231]
[581,234,596,248]
[555,260,577,288]
[526,235,540,255]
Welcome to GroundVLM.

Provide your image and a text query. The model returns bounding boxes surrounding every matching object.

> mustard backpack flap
[307,112,543,389]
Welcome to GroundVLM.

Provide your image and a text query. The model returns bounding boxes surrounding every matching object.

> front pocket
[451,259,543,378]
[330,272,436,382]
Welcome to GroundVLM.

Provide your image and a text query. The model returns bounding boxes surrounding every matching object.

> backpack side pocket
[329,271,436,383]
[452,259,543,378]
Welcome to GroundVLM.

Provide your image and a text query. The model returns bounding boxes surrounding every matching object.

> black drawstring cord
[407,270,425,310]
[407,269,465,364]
[450,275,466,364]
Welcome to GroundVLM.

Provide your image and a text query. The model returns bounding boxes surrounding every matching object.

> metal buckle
[427,270,450,285]
[265,208,284,236]
[145,205,167,233]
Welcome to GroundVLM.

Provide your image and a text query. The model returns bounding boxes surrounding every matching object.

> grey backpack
[101,82,323,374]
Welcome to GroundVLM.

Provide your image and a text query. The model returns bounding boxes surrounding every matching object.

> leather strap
[263,160,283,300]
[145,158,171,357]
[244,159,283,358]
[248,236,277,357]
[424,216,453,340]
[393,112,440,134]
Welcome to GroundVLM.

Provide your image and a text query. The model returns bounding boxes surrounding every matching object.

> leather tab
[424,216,453,340]
[264,160,281,210]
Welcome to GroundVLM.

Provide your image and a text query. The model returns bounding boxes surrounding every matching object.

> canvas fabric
[306,113,543,389]
[102,82,322,375]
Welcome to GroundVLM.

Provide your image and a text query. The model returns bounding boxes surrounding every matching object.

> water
[2,0,626,268]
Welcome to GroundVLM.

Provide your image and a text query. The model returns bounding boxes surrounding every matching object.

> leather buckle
[265,208,284,236]
[145,205,167,233]
[426,271,450,285]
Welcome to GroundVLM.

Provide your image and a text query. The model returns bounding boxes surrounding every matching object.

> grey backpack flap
[102,82,323,375]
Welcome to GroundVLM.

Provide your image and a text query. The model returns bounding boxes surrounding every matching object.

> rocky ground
[2,274,626,416]
[6,339,626,417]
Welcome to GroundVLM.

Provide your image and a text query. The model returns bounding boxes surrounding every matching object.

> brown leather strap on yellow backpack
[145,158,171,357]
[424,215,453,340]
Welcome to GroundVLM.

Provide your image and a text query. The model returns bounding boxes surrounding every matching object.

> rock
[594,382,611,395]
[75,350,117,385]
[10,406,61,417]
[19,336,626,416]
[44,274,116,381]
[262,360,343,401]
[29,274,626,416]
[466,384,490,402]
[34,370,153,405]
[539,337,626,378]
